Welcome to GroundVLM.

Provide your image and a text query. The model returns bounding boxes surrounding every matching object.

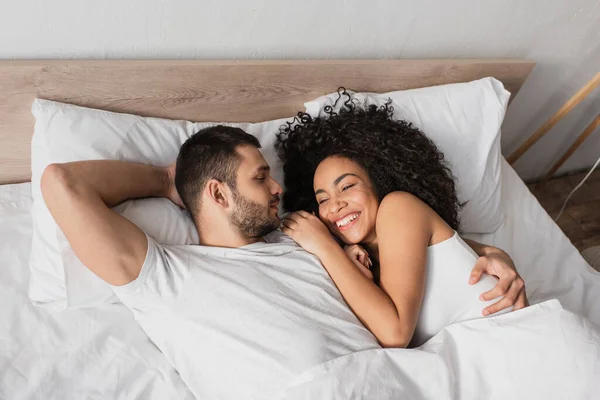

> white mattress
[0,159,598,399]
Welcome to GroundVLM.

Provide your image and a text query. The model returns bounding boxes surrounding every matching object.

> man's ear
[206,179,230,208]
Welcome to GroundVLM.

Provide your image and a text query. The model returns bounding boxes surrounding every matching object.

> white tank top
[411,231,507,347]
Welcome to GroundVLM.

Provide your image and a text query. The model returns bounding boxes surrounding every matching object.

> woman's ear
[206,179,230,208]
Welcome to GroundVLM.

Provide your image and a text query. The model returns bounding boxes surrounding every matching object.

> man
[41,126,527,399]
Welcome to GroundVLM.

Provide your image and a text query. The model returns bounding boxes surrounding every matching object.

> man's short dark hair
[175,125,261,222]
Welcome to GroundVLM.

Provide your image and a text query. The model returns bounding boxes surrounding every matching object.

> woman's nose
[329,198,346,214]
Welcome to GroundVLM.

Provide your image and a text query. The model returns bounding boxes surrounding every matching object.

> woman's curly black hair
[275,89,463,231]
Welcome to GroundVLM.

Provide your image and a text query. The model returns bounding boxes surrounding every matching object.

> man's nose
[271,178,283,196]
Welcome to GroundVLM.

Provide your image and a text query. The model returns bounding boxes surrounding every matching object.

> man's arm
[464,239,500,259]
[41,160,176,286]
[463,238,528,314]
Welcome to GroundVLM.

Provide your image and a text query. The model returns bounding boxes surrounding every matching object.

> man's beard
[229,190,280,239]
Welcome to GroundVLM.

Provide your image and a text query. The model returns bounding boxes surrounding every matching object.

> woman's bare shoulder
[377,192,453,245]
[376,192,433,229]
[378,192,431,215]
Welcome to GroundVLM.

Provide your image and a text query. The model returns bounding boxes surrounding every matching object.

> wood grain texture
[0,59,535,184]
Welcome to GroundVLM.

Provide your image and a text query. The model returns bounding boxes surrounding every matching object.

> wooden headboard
[0,59,535,184]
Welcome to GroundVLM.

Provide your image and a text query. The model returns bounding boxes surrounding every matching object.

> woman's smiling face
[313,156,380,245]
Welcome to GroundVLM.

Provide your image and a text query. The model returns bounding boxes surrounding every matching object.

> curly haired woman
[276,94,528,347]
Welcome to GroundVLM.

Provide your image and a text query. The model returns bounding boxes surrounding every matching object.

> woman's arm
[372,192,443,347]
[282,192,439,348]
[315,241,411,347]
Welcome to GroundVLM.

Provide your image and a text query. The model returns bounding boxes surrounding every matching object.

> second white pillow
[304,77,510,234]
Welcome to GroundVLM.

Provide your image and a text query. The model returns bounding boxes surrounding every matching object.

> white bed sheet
[1,159,599,399]
[464,159,600,326]
[0,183,194,400]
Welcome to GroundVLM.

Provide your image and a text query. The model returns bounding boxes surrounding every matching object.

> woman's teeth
[336,213,360,228]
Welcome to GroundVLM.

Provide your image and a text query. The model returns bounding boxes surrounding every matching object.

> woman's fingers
[345,244,372,269]
[357,251,366,265]
[284,213,300,223]
[354,261,374,280]
[281,213,302,234]
[283,211,313,229]
[342,244,373,280]
[358,250,372,269]
[281,218,296,230]
[294,210,312,219]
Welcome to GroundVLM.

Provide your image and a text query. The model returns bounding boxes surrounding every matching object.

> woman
[276,97,528,347]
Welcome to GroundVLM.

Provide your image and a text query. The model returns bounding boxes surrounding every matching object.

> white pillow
[304,78,509,233]
[30,99,290,311]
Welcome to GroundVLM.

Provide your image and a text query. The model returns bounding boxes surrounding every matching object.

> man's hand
[166,163,185,209]
[469,249,529,316]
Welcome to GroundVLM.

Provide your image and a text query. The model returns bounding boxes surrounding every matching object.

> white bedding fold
[279,300,600,400]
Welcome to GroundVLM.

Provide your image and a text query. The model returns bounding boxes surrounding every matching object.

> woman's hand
[281,211,337,256]
[344,244,374,281]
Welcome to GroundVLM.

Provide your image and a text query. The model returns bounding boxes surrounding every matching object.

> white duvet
[279,300,600,400]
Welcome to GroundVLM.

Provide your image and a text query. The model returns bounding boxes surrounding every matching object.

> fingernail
[479,295,485,301]
[469,277,476,284]
[483,310,489,316]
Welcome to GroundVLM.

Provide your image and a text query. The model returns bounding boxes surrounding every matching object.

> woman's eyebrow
[315,173,359,195]
[333,173,359,185]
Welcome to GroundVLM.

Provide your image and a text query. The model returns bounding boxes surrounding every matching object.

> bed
[1,60,599,399]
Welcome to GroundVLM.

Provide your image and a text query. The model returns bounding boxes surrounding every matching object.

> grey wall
[1,0,598,181]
